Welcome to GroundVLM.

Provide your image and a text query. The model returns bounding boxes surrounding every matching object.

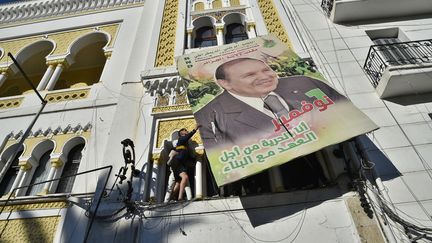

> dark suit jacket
[195,75,346,149]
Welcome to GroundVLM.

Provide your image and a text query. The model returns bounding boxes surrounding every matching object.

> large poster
[177,35,378,186]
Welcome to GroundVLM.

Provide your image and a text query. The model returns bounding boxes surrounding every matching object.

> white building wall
[283,0,432,241]
[1,0,432,242]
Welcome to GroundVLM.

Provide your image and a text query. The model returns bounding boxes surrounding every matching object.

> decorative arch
[0,144,24,197]
[230,0,240,6]
[29,139,55,166]
[0,143,25,167]
[67,32,110,58]
[194,1,205,11]
[192,16,217,48]
[222,12,247,26]
[56,136,86,193]
[54,32,109,90]
[192,15,217,29]
[212,0,222,9]
[222,12,248,44]
[61,136,86,157]
[26,139,55,196]
[0,40,55,98]
[15,39,56,65]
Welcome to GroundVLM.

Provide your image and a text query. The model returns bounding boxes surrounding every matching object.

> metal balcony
[364,39,432,99]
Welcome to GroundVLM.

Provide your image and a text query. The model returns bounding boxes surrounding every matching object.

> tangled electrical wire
[351,139,432,242]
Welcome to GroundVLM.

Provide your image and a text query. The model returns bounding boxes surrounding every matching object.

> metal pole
[0,53,47,185]
[0,103,46,181]
[0,165,113,240]
[83,166,113,243]
[7,53,45,103]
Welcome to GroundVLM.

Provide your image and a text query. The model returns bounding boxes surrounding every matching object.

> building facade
[0,0,431,242]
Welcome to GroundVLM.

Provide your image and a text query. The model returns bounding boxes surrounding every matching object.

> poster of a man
[195,57,347,148]
[177,35,378,186]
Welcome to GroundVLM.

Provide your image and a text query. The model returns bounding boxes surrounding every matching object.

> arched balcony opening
[0,40,54,97]
[25,140,54,196]
[225,23,248,44]
[0,144,24,197]
[194,26,217,48]
[223,13,248,44]
[191,16,217,48]
[54,32,108,90]
[56,141,85,193]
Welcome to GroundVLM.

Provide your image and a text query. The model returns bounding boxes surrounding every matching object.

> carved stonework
[104,51,113,59]
[175,91,188,105]
[152,104,191,114]
[152,153,161,163]
[18,160,32,171]
[156,94,170,107]
[5,129,91,158]
[0,97,23,110]
[156,118,202,148]
[155,0,179,67]
[44,88,90,103]
[50,157,64,168]
[192,8,246,21]
[0,24,119,65]
[257,0,292,48]
[0,216,61,242]
[1,201,68,213]
[0,0,144,27]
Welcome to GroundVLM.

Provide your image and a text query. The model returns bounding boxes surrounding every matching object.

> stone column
[37,64,55,91]
[186,29,193,49]
[149,154,160,202]
[247,22,257,38]
[11,160,32,196]
[0,71,8,88]
[195,149,205,199]
[216,25,225,46]
[42,156,64,194]
[269,167,284,192]
[195,160,203,199]
[45,61,66,91]
[202,157,207,197]
[169,88,175,105]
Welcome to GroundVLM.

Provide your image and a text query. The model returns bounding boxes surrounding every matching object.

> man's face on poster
[217,59,279,98]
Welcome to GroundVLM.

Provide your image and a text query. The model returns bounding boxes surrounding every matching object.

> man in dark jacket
[170,124,200,201]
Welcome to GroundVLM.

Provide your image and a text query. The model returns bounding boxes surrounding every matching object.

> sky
[0,0,21,4]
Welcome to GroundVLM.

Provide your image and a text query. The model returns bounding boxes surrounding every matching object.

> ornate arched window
[0,148,23,197]
[54,33,108,90]
[194,2,205,11]
[212,0,222,9]
[0,41,54,97]
[230,0,240,6]
[26,149,52,196]
[225,23,248,44]
[194,26,217,48]
[56,143,84,193]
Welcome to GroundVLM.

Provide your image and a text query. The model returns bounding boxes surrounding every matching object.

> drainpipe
[353,137,403,243]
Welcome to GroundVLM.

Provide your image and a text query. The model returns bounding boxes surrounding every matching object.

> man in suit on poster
[195,57,347,149]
